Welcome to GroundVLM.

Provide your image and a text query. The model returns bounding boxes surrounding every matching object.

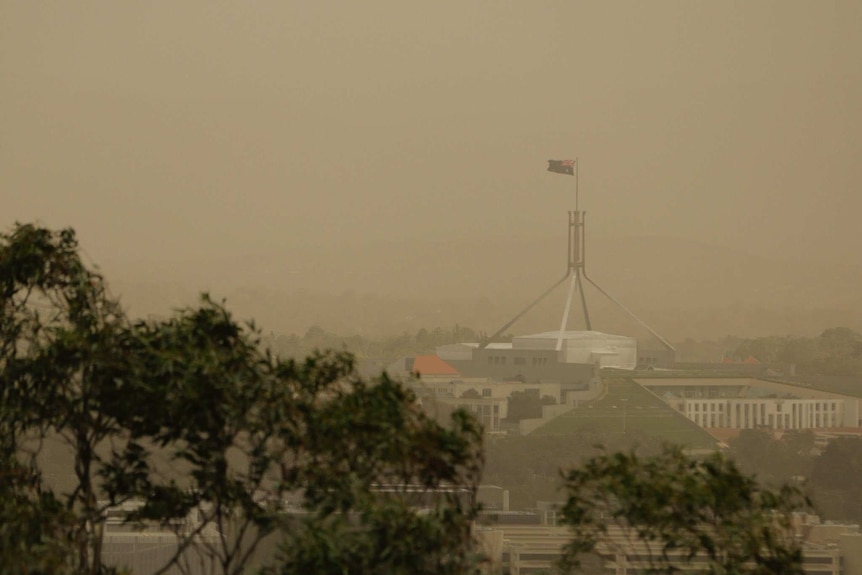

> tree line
[728,428,862,525]
[676,330,862,377]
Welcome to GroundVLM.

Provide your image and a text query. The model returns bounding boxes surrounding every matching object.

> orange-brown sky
[2,2,861,336]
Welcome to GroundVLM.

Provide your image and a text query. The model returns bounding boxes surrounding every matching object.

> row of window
[690,401,839,413]
[690,410,840,429]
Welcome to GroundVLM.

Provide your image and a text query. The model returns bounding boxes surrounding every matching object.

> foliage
[102,305,485,575]
[267,324,482,367]
[0,454,75,575]
[558,445,809,575]
[482,433,664,511]
[504,390,556,423]
[0,223,485,575]
[271,403,483,575]
[1,223,128,574]
[728,328,862,376]
[809,437,862,523]
[728,429,816,486]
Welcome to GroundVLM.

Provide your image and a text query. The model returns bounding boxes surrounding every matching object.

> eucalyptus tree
[1,223,128,574]
[558,445,809,575]
[1,223,485,575]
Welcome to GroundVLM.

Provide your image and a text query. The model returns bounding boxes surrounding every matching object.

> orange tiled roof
[412,355,460,376]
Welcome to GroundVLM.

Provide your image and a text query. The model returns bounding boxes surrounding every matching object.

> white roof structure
[437,331,637,370]
[514,331,637,369]
[513,330,632,347]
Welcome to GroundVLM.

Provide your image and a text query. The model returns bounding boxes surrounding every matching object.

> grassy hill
[532,378,718,450]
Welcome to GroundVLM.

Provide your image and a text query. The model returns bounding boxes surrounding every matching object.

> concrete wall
[449,351,596,387]
[841,533,862,575]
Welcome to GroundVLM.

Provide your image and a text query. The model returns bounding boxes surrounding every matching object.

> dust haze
[3,1,861,340]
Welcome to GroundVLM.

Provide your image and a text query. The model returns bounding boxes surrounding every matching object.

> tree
[0,453,75,575]
[505,390,555,423]
[482,433,665,512]
[813,327,862,376]
[0,223,129,574]
[102,305,485,575]
[558,445,808,575]
[1,223,485,575]
[809,437,862,523]
[728,429,815,487]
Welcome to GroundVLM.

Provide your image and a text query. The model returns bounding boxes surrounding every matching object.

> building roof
[411,355,460,376]
[516,330,634,341]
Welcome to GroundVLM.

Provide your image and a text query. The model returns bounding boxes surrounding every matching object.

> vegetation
[672,329,862,381]
[505,390,557,423]
[483,432,665,511]
[809,436,862,524]
[559,445,809,575]
[0,224,484,575]
[727,429,816,486]
[726,429,862,526]
[266,324,484,369]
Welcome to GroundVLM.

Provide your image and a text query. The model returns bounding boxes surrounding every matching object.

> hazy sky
[3,1,861,282]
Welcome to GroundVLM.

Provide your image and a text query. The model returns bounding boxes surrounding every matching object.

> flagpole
[575,157,579,211]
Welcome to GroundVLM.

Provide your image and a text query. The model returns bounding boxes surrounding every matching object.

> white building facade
[678,398,847,430]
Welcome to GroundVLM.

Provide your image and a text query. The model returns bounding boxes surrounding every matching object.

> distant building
[636,344,676,370]
[387,330,641,429]
[100,500,220,575]
[639,377,861,432]
[434,330,635,403]
[478,511,861,575]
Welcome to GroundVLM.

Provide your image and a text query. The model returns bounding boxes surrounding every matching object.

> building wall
[448,350,597,388]
[679,398,848,430]
[511,332,638,370]
[482,520,851,575]
[840,533,862,575]
[413,378,577,431]
[639,378,861,428]
[637,346,676,369]
[412,376,564,403]
[434,396,507,431]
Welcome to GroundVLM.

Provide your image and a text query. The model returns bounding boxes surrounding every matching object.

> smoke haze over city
[3,1,861,338]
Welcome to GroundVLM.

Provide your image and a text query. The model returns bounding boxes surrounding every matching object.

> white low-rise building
[639,378,861,431]
[680,397,846,430]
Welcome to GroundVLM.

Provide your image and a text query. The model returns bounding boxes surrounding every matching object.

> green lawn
[532,378,719,449]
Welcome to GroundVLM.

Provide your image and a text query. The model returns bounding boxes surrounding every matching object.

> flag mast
[559,157,591,351]
[482,157,591,348]
[481,158,675,361]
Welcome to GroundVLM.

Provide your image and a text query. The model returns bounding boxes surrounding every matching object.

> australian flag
[547,159,575,176]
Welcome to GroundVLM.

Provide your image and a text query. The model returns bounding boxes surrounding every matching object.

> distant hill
[102,233,862,341]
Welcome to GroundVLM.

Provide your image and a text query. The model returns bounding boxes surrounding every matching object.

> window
[482,388,491,397]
